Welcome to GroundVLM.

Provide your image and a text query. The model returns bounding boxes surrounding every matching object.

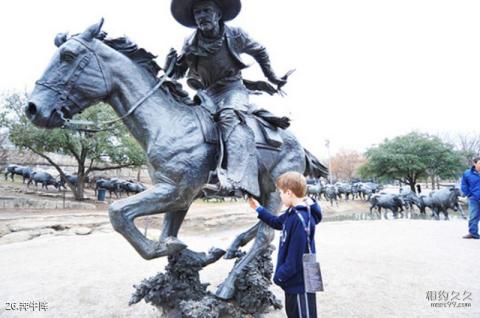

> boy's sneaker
[462,234,480,239]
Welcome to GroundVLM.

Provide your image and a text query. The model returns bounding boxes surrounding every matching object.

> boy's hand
[305,197,314,205]
[247,196,260,210]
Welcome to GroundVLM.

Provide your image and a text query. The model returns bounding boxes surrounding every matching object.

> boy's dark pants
[285,292,317,318]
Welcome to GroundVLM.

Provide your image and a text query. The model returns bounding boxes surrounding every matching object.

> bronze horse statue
[26,19,327,299]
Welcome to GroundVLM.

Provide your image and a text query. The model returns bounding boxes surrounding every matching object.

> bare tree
[330,149,366,181]
[0,131,9,169]
[438,132,480,167]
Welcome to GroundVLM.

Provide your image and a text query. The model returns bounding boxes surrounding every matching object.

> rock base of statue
[129,245,282,318]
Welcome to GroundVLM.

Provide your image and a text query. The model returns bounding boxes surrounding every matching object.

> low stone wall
[0,196,97,210]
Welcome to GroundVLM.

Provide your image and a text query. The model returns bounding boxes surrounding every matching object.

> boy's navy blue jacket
[461,167,480,201]
[256,200,322,294]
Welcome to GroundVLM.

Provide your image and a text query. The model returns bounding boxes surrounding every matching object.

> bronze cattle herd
[3,163,465,220]
[4,164,146,197]
[307,179,465,220]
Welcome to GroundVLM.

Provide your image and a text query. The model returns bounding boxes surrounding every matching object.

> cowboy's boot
[217,123,260,198]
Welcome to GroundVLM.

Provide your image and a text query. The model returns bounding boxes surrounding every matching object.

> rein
[62,74,168,133]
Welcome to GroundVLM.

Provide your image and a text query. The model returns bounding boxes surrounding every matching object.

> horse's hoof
[150,238,186,258]
[203,247,226,266]
[215,284,235,300]
[165,237,187,254]
[223,249,237,259]
[209,247,226,258]
[223,250,236,259]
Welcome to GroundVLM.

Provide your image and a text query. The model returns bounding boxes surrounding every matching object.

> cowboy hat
[171,0,241,28]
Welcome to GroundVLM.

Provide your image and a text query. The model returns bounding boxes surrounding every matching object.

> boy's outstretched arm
[248,197,284,230]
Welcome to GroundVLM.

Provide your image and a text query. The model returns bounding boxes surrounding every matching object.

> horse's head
[26,19,110,128]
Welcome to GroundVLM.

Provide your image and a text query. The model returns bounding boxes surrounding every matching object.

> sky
[0,0,479,158]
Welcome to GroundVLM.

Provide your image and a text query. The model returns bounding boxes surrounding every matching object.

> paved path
[0,219,479,317]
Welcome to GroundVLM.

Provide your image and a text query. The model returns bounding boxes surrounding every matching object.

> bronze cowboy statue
[168,0,289,198]
[26,3,327,302]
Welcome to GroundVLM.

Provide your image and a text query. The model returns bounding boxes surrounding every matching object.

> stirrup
[202,182,242,198]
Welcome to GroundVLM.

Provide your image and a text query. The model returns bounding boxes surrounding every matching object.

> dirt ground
[1,179,479,317]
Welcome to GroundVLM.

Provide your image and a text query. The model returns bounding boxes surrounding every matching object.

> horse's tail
[303,148,329,179]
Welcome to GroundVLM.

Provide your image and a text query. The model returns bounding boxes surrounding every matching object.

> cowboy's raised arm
[237,28,286,87]
[164,33,193,80]
[162,47,188,80]
[172,54,189,80]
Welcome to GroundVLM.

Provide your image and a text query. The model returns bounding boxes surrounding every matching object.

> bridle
[36,36,170,133]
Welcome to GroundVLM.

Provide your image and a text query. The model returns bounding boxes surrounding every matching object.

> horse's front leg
[160,211,188,239]
[159,210,226,266]
[109,183,189,260]
[224,222,261,259]
[216,191,281,300]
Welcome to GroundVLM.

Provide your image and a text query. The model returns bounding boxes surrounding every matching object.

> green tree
[359,132,464,192]
[0,92,146,200]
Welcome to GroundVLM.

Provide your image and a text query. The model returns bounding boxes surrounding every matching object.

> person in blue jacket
[248,171,322,318]
[461,156,480,239]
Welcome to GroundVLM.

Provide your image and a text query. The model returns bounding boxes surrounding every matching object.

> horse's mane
[101,35,192,106]
[103,37,161,78]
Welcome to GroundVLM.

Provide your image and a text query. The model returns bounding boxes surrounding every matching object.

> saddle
[192,92,288,150]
